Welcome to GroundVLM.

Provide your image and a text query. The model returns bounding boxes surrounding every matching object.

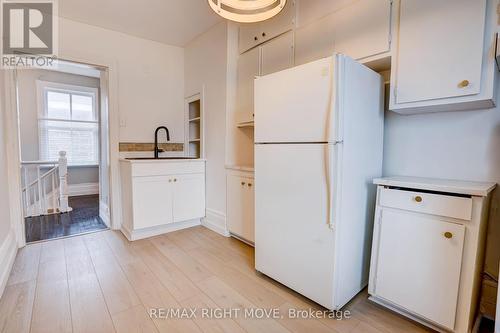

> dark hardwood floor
[25,194,107,243]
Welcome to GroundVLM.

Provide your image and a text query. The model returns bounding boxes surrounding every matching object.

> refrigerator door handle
[326,142,341,229]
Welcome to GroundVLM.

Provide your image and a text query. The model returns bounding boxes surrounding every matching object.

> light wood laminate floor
[0,226,431,333]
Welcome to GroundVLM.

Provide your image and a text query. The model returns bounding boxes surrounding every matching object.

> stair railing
[21,151,72,217]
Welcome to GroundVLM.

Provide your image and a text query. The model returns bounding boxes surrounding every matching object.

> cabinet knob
[241,181,246,186]
[262,32,266,37]
[458,80,470,88]
[248,183,252,187]
[169,179,172,182]
[444,232,453,239]
[414,196,423,203]
[174,178,177,182]
[254,36,258,41]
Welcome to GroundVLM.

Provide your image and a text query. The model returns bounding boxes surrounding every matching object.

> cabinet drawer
[131,161,205,177]
[379,188,472,220]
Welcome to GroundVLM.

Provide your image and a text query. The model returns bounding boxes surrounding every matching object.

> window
[37,81,99,166]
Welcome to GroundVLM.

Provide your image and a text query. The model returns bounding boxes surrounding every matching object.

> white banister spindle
[58,151,69,213]
[37,166,42,216]
[23,167,29,216]
[51,173,56,212]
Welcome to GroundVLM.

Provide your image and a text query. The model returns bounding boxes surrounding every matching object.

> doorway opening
[16,61,111,243]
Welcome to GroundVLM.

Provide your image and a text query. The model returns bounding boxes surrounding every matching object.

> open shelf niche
[185,94,203,158]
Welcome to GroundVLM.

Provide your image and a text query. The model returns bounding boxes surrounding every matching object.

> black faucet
[154,126,170,159]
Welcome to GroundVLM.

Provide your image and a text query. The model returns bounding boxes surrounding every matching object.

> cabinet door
[243,179,255,243]
[133,176,173,229]
[332,0,391,60]
[295,0,391,66]
[239,0,295,54]
[260,0,295,43]
[394,0,486,104]
[227,175,254,242]
[172,173,205,223]
[236,47,260,124]
[261,31,294,76]
[374,209,465,330]
[239,23,262,54]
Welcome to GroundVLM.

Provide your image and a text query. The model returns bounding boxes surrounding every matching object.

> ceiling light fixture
[208,0,287,23]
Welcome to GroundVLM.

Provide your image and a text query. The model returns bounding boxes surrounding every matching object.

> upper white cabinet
[390,0,497,114]
[294,0,392,66]
[236,46,260,125]
[261,31,294,76]
[236,31,294,126]
[239,0,296,54]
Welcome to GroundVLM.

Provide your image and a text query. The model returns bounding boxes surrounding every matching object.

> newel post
[58,151,70,213]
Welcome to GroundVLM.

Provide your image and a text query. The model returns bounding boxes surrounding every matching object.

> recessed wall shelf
[185,93,204,159]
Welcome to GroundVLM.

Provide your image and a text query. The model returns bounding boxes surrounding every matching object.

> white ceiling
[59,0,222,47]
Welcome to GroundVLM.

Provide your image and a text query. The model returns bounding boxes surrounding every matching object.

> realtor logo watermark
[1,0,58,68]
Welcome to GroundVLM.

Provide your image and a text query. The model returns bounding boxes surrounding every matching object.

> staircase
[21,151,72,218]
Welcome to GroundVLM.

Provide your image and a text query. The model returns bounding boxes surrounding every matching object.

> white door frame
[4,51,122,247]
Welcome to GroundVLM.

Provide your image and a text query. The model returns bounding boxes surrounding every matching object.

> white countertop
[374,176,497,197]
[120,158,206,163]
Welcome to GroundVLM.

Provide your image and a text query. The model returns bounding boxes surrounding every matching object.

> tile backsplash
[119,142,184,152]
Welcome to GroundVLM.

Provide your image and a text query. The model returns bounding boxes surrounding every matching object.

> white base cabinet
[227,168,255,244]
[369,177,496,333]
[120,159,206,241]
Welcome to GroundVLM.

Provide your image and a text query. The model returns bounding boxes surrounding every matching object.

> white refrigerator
[254,54,384,310]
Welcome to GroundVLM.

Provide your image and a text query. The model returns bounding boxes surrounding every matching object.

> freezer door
[255,143,339,309]
[254,57,335,143]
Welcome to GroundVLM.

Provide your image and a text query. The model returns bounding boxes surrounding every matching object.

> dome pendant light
[208,0,287,23]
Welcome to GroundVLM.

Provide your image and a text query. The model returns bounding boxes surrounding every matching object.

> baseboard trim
[68,182,99,197]
[121,219,201,241]
[0,228,18,298]
[99,201,110,227]
[202,208,229,237]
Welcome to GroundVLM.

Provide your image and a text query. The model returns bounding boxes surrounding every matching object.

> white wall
[17,69,100,185]
[0,72,13,245]
[185,22,228,227]
[0,70,18,298]
[59,18,186,144]
[225,21,254,169]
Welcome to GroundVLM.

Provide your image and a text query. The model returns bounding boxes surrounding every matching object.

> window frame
[36,80,100,167]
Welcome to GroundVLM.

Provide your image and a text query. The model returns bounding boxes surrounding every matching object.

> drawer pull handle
[444,232,453,239]
[458,80,470,88]
[414,196,423,203]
